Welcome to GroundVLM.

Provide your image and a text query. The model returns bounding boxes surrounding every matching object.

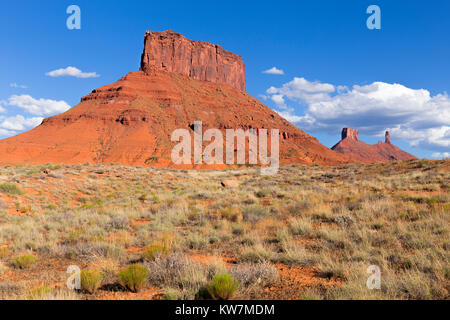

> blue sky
[1,0,449,159]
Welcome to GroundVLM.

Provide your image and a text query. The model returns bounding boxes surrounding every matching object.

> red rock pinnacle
[385,131,391,144]
[140,30,246,92]
[342,128,359,140]
[332,128,416,162]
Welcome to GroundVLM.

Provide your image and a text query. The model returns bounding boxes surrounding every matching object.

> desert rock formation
[140,30,246,92]
[0,31,350,167]
[331,128,417,162]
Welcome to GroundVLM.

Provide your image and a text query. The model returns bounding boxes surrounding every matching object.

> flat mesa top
[140,30,246,92]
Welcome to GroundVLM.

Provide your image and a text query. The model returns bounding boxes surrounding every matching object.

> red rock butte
[0,30,350,167]
[140,30,246,92]
[331,128,417,162]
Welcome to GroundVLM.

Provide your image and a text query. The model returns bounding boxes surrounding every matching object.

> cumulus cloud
[10,83,27,89]
[258,94,268,101]
[266,78,450,151]
[271,94,286,108]
[46,66,100,78]
[262,67,285,75]
[0,115,43,131]
[431,152,450,159]
[5,95,70,116]
[0,128,16,136]
[268,77,335,106]
[0,115,43,137]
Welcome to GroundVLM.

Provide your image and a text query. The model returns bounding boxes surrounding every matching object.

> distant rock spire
[385,131,391,144]
[341,128,359,141]
[332,127,417,162]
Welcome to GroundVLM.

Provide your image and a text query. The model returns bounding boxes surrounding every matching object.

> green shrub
[44,163,62,170]
[28,285,52,299]
[0,246,9,259]
[12,254,36,269]
[219,207,242,222]
[425,197,439,205]
[242,206,270,222]
[80,269,103,294]
[289,218,313,236]
[163,288,184,300]
[405,196,440,204]
[26,169,40,175]
[207,273,239,300]
[239,247,271,263]
[186,233,208,249]
[138,194,147,201]
[0,183,24,195]
[142,242,170,261]
[255,189,271,198]
[232,224,244,236]
[147,253,209,299]
[118,264,148,292]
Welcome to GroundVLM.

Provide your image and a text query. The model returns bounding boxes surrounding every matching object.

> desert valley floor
[0,159,448,300]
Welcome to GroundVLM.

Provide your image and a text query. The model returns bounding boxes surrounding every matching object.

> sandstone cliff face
[332,128,417,162]
[140,30,246,92]
[342,128,359,140]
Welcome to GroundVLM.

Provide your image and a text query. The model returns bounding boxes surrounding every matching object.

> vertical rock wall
[140,30,246,92]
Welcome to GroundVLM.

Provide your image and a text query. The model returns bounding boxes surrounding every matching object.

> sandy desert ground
[0,159,448,300]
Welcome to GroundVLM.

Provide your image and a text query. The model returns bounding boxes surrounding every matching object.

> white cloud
[431,152,450,159]
[0,128,16,136]
[271,94,286,108]
[6,95,71,116]
[278,111,315,126]
[0,115,43,137]
[386,126,450,150]
[267,77,335,104]
[266,78,450,151]
[46,66,100,78]
[258,94,268,101]
[0,101,6,113]
[10,83,27,89]
[262,67,285,75]
[0,115,43,131]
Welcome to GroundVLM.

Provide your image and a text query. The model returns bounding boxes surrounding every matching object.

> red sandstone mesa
[140,30,246,92]
[0,30,349,167]
[331,128,417,162]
